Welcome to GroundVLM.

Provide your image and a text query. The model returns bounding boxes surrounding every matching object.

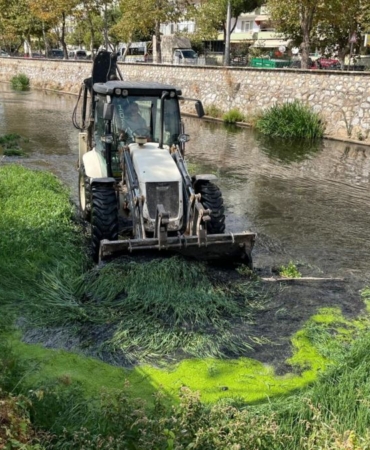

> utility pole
[224,0,231,66]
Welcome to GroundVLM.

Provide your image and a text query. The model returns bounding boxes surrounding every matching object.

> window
[241,21,253,32]
[112,96,180,146]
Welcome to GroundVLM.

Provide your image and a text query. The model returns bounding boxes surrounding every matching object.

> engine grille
[146,182,179,220]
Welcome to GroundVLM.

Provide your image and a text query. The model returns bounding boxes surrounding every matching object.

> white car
[0,50,10,57]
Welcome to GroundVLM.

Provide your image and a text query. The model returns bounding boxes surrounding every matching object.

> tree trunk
[299,5,317,70]
[155,20,161,63]
[61,12,68,59]
[121,42,131,62]
[42,22,49,57]
[88,16,95,58]
[224,0,231,66]
[301,27,310,69]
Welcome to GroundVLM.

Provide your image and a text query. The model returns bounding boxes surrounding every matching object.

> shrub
[222,108,245,123]
[204,104,223,118]
[255,100,325,139]
[10,73,30,91]
[0,394,44,449]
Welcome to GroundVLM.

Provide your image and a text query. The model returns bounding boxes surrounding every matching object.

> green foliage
[188,0,263,43]
[0,164,86,317]
[204,104,223,118]
[255,101,325,139]
[10,73,30,91]
[0,133,29,157]
[222,108,245,123]
[279,261,302,278]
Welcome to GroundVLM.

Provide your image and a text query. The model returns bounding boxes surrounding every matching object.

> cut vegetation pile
[2,164,370,449]
[32,259,266,364]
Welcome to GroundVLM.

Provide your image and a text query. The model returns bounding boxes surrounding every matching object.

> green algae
[7,301,367,406]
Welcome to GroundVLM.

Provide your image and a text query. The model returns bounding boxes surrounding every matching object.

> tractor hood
[129,143,182,184]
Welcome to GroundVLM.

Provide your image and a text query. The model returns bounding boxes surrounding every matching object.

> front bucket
[99,231,256,267]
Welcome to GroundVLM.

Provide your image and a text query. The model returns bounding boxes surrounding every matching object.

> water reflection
[183,117,370,278]
[1,83,370,280]
[256,135,324,164]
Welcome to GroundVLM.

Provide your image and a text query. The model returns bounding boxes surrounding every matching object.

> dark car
[288,59,314,69]
[48,49,64,59]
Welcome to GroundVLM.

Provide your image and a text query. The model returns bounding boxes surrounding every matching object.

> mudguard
[82,149,108,179]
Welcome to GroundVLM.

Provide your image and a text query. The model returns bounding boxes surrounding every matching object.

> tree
[188,0,263,64]
[29,0,79,58]
[266,0,327,69]
[312,0,370,66]
[111,0,186,63]
[0,0,44,54]
[266,0,370,69]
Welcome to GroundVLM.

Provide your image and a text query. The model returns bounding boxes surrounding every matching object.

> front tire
[91,182,119,262]
[195,181,225,234]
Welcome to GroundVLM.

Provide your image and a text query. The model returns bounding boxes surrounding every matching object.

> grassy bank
[1,164,370,448]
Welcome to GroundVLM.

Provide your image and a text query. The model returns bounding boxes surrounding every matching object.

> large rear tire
[195,181,225,234]
[78,163,91,221]
[91,182,119,262]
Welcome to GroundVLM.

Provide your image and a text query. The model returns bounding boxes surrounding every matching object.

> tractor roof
[93,81,182,96]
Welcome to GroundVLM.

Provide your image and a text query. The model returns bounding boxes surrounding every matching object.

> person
[124,102,147,131]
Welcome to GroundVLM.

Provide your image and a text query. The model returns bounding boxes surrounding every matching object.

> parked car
[0,50,10,57]
[48,49,64,59]
[312,57,341,70]
[68,50,87,60]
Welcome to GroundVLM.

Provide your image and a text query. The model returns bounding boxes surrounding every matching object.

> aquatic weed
[10,73,30,91]
[255,101,325,138]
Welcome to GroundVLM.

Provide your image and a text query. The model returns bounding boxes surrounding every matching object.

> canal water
[1,83,370,283]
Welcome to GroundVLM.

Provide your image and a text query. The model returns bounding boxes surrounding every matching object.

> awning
[254,14,270,25]
[251,39,290,49]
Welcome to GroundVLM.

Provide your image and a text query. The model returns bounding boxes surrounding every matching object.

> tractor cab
[92,81,192,178]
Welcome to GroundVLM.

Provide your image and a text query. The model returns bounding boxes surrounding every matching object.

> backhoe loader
[72,50,256,266]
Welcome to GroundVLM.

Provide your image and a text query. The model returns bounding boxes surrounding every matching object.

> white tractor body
[129,143,183,231]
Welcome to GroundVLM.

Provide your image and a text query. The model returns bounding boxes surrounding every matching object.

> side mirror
[195,101,205,118]
[103,103,114,121]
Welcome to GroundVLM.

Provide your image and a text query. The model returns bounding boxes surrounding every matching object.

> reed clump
[255,100,325,139]
[10,73,30,91]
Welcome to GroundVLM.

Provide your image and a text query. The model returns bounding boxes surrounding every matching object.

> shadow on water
[256,134,324,164]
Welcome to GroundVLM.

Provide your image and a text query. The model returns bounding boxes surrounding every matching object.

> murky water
[1,83,370,281]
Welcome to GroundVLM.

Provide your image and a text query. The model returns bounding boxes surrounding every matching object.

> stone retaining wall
[1,58,370,141]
